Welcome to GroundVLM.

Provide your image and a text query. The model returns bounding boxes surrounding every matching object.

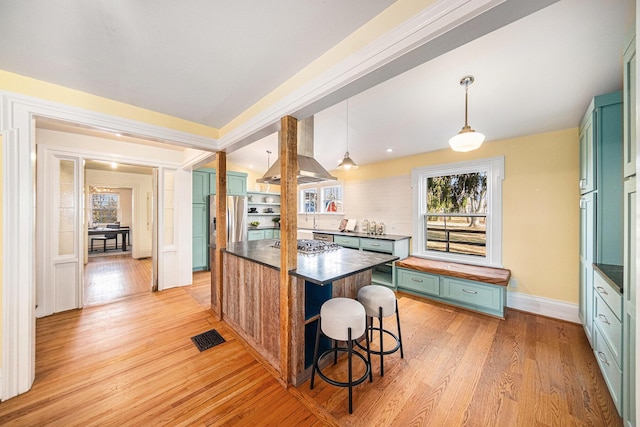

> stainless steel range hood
[257,116,337,185]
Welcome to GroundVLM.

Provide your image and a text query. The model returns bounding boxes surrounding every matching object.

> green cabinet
[192,171,209,203]
[623,176,636,425]
[579,192,596,344]
[248,229,265,241]
[624,37,636,178]
[227,172,247,196]
[593,270,623,414]
[192,203,208,270]
[395,266,507,319]
[578,91,622,347]
[332,235,410,288]
[207,170,247,196]
[192,168,247,271]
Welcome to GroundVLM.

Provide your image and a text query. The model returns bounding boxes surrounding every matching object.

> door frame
[0,91,215,401]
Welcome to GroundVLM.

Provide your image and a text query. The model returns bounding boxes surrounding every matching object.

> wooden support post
[212,152,227,320]
[279,115,297,386]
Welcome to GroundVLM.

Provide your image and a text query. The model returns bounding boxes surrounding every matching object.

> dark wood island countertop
[224,239,398,285]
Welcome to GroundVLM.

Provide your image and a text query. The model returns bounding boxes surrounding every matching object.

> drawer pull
[411,277,424,283]
[462,289,478,294]
[598,314,610,325]
[597,351,610,366]
[596,286,608,295]
[371,243,380,247]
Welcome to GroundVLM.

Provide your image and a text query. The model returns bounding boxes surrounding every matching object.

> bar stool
[356,285,404,377]
[310,297,372,414]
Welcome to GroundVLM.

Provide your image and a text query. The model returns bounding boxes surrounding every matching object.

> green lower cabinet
[248,229,265,241]
[248,228,279,241]
[396,268,439,295]
[192,203,208,270]
[395,267,506,318]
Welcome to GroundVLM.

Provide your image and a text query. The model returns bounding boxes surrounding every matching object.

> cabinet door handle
[462,289,478,294]
[597,351,609,366]
[598,314,610,325]
[596,286,608,295]
[411,277,423,283]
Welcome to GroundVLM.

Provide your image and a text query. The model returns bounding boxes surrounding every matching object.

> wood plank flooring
[83,255,152,306]
[0,258,622,426]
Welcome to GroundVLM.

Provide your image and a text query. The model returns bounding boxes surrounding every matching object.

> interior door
[36,147,83,317]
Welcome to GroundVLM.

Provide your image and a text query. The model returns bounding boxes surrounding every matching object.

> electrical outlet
[510,278,518,288]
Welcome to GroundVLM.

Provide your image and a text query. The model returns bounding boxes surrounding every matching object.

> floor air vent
[191,329,226,352]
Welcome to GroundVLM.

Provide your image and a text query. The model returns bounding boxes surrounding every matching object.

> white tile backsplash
[297,175,413,236]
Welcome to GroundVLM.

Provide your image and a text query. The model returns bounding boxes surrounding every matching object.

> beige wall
[331,128,580,304]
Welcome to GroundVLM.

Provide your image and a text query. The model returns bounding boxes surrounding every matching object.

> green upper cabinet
[579,91,623,265]
[227,171,247,196]
[205,170,247,196]
[192,171,209,203]
[623,36,636,178]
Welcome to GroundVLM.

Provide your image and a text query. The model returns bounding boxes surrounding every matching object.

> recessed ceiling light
[111,162,118,169]
[386,148,393,152]
[249,164,254,169]
[115,133,122,137]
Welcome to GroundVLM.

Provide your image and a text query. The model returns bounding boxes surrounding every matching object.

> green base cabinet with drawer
[332,236,410,288]
[395,267,506,318]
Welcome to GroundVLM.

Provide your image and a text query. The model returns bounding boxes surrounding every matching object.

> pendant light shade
[337,99,358,170]
[449,75,484,152]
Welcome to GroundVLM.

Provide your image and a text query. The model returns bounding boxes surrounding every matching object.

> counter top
[302,229,411,242]
[225,240,398,285]
[593,263,623,294]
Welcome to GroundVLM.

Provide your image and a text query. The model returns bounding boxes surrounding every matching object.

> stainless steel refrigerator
[209,195,248,246]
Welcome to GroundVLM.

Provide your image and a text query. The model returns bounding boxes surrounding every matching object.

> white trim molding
[0,91,207,401]
[507,291,580,324]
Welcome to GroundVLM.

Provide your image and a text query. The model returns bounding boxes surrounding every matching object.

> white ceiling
[1,0,634,174]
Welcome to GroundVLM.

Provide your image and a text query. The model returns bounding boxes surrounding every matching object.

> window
[321,185,343,213]
[91,192,119,224]
[300,188,318,213]
[412,156,504,267]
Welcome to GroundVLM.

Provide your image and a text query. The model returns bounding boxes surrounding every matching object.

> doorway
[83,161,156,305]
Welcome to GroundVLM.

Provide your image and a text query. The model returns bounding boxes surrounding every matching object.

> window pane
[300,189,318,213]
[425,215,486,257]
[91,193,119,224]
[425,172,487,257]
[321,185,342,213]
[427,172,487,214]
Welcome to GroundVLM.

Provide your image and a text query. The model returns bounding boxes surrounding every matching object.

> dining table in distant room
[88,227,130,252]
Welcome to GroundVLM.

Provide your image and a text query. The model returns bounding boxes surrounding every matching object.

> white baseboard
[507,291,580,324]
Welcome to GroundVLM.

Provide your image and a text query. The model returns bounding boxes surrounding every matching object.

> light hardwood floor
[0,261,622,426]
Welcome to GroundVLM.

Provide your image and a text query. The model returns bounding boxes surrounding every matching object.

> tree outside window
[426,172,487,257]
[91,193,119,224]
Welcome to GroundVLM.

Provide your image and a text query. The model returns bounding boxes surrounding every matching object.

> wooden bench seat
[395,257,511,287]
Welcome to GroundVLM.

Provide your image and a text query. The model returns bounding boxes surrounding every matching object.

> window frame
[411,156,505,267]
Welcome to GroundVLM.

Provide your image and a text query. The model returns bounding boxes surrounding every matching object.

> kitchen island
[218,239,398,386]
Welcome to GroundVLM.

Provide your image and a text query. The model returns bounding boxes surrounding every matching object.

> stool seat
[320,298,366,341]
[357,285,396,318]
[311,297,371,414]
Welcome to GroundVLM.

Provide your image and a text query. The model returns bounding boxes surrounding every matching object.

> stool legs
[310,318,372,414]
[361,301,403,377]
[396,299,404,359]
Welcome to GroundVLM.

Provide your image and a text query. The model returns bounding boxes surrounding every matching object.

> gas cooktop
[272,239,342,254]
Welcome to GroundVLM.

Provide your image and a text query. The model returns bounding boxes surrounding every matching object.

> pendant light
[337,99,358,170]
[449,75,485,152]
